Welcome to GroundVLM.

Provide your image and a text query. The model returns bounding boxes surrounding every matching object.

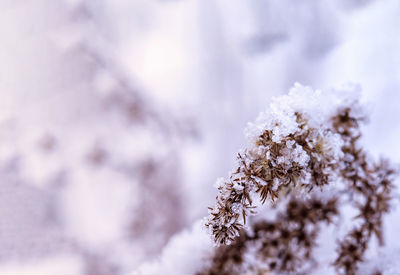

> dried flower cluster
[331,108,395,275]
[203,84,396,274]
[206,85,346,246]
[199,196,338,275]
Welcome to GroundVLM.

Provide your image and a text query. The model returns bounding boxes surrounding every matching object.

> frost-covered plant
[200,196,339,275]
[203,84,396,274]
[331,108,395,275]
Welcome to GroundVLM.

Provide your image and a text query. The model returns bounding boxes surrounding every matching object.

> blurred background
[0,0,400,274]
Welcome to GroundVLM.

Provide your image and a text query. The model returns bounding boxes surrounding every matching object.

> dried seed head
[201,84,396,275]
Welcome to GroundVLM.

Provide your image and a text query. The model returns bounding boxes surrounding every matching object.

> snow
[245,83,359,145]
[132,220,213,275]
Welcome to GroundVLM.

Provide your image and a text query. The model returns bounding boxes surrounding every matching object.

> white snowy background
[0,0,400,274]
